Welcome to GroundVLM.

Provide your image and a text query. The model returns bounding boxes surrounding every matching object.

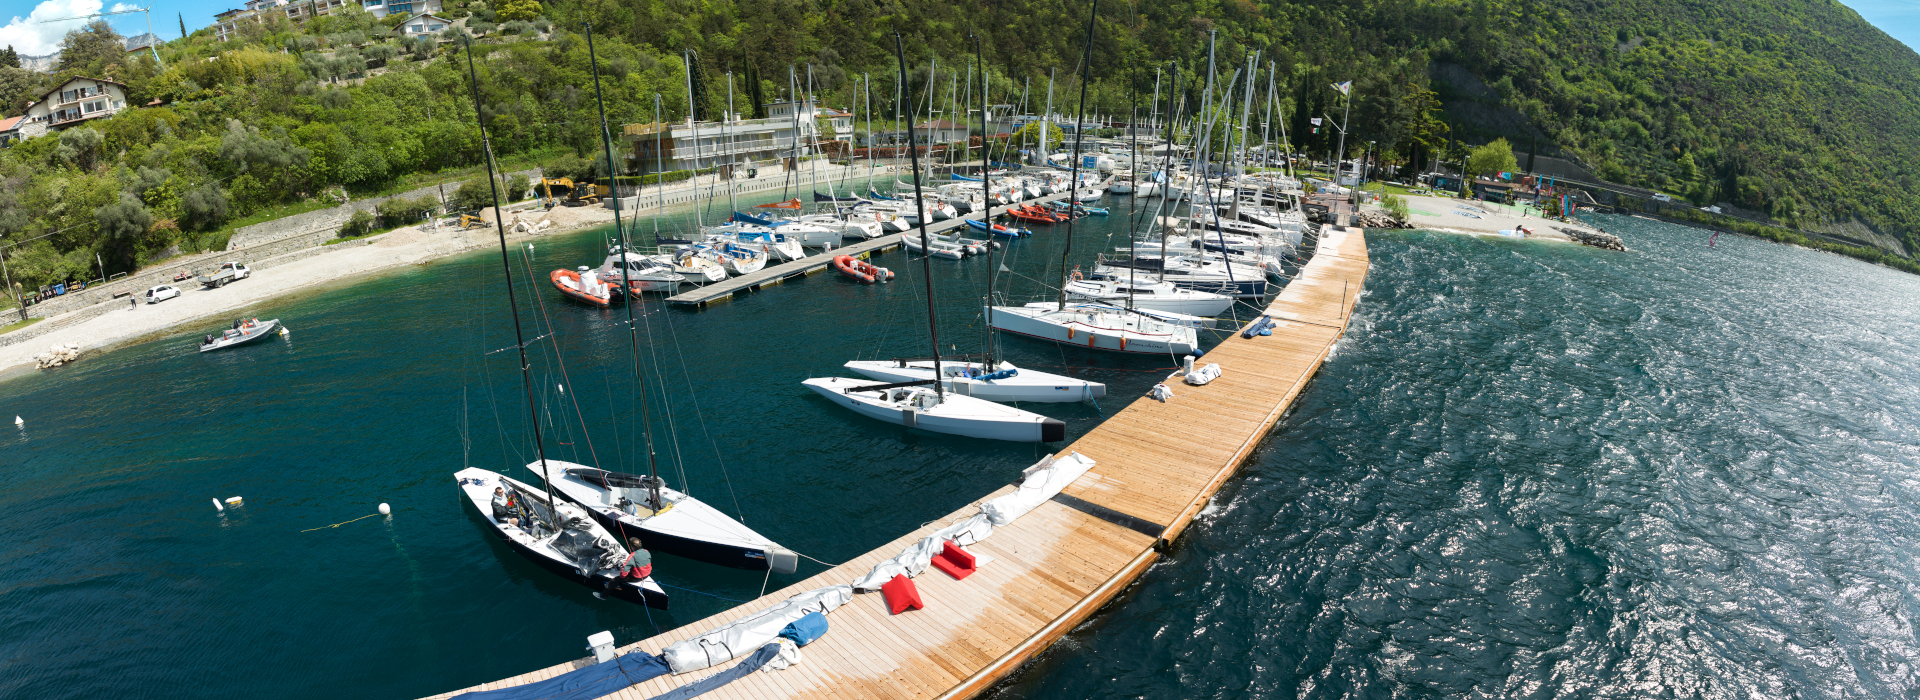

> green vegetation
[0,316,44,334]
[1381,194,1410,220]
[2,0,1917,293]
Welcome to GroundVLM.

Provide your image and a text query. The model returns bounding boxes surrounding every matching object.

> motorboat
[1064,278,1235,317]
[1073,187,1105,202]
[1108,176,1134,195]
[523,461,799,574]
[199,318,282,353]
[842,359,1106,403]
[964,219,1031,238]
[833,254,893,283]
[658,247,728,283]
[552,266,617,307]
[598,249,688,294]
[989,303,1201,355]
[800,377,1066,442]
[456,467,670,608]
[904,233,967,260]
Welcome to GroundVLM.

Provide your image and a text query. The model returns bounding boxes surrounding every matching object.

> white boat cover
[980,451,1097,526]
[661,585,853,674]
[1184,362,1223,386]
[851,452,1098,590]
[851,514,995,591]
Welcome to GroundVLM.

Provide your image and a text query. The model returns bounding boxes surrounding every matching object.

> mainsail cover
[660,585,853,674]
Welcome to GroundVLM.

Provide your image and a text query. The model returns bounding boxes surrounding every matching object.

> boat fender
[212,498,224,512]
[378,503,391,516]
[901,406,917,429]
[225,496,243,508]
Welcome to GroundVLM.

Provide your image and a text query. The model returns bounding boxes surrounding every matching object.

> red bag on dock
[881,574,923,614]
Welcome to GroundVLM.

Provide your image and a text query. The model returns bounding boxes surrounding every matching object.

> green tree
[0,66,36,116]
[179,14,188,40]
[496,0,542,23]
[1012,121,1062,152]
[56,128,104,170]
[95,192,154,270]
[1463,138,1517,182]
[0,45,17,69]
[54,21,126,80]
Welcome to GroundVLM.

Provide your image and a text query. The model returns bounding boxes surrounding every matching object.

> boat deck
[425,223,1368,700]
[664,191,1078,307]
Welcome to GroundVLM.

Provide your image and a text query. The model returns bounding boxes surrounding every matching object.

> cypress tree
[179,13,188,39]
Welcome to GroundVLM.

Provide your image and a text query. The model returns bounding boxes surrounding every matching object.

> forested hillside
[0,0,1916,292]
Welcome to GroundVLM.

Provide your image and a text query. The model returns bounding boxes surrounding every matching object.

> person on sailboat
[621,537,653,579]
[491,487,513,522]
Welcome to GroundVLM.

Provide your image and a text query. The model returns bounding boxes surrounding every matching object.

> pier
[664,190,1079,307]
[425,221,1370,700]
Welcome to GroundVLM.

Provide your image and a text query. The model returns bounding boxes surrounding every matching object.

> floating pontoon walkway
[664,191,1079,307]
[427,223,1369,700]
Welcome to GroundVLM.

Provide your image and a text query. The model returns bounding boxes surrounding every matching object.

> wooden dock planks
[424,223,1370,700]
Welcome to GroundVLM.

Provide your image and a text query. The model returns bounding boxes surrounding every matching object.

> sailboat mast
[653,95,665,236]
[459,37,560,527]
[1159,63,1179,284]
[683,50,705,231]
[1040,69,1054,166]
[1127,67,1137,312]
[726,72,738,214]
[585,24,663,508]
[974,34,997,367]
[1056,0,1098,311]
[894,33,945,395]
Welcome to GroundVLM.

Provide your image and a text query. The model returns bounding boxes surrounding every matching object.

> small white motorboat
[658,248,729,283]
[904,234,968,260]
[198,318,282,353]
[842,359,1105,403]
[801,377,1066,442]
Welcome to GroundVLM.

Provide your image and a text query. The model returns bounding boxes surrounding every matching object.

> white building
[213,0,357,41]
[391,12,454,39]
[623,100,854,174]
[361,0,442,20]
[914,119,969,145]
[13,77,132,140]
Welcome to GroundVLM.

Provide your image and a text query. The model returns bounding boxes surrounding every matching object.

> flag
[1331,81,1352,95]
[1310,117,1323,126]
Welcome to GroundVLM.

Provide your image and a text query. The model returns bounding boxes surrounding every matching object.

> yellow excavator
[541,178,608,208]
[457,213,488,229]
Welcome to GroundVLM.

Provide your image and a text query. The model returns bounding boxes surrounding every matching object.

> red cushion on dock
[930,542,976,580]
[881,574,923,614]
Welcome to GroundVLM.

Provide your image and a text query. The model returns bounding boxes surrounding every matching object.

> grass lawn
[0,316,45,334]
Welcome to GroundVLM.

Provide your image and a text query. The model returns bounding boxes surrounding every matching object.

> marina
[422,223,1369,699]
[662,190,1080,307]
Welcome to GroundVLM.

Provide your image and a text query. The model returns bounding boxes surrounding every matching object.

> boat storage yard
[424,221,1370,700]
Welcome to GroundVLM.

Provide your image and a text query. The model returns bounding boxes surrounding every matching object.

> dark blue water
[997,218,1920,699]
[0,194,1202,699]
[6,207,1918,699]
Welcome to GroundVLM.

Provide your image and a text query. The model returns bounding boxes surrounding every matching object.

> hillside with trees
[0,0,1916,293]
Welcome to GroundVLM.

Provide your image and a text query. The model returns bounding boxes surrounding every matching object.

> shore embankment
[0,164,890,378]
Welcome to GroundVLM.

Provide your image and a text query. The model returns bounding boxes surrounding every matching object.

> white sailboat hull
[523,460,799,574]
[801,377,1066,442]
[842,360,1106,403]
[988,304,1200,356]
[1064,279,1236,317]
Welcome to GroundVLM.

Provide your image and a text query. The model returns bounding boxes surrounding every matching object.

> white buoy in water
[378,503,391,516]
[13,416,21,426]
[212,498,225,512]
[279,327,289,337]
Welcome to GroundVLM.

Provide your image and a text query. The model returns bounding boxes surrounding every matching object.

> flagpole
[1333,81,1353,217]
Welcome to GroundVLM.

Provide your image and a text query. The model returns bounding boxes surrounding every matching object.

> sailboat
[806,35,1069,443]
[846,39,1106,404]
[987,16,1199,359]
[530,28,798,580]
[452,33,667,610]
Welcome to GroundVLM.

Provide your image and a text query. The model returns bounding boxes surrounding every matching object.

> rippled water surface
[998,217,1920,699]
[3,208,1917,699]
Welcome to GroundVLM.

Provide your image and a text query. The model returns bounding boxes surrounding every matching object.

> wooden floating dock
[663,190,1080,307]
[427,223,1368,700]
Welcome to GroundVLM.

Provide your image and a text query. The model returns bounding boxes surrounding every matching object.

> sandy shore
[1397,194,1604,241]
[0,204,617,378]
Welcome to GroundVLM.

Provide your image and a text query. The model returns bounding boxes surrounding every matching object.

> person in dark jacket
[623,537,652,579]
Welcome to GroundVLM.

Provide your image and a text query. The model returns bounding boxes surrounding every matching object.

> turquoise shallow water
[3,206,1918,699]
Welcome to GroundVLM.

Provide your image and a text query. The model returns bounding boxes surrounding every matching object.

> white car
[145,285,180,304]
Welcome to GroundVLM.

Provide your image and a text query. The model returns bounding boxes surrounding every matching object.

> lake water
[3,200,1917,699]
